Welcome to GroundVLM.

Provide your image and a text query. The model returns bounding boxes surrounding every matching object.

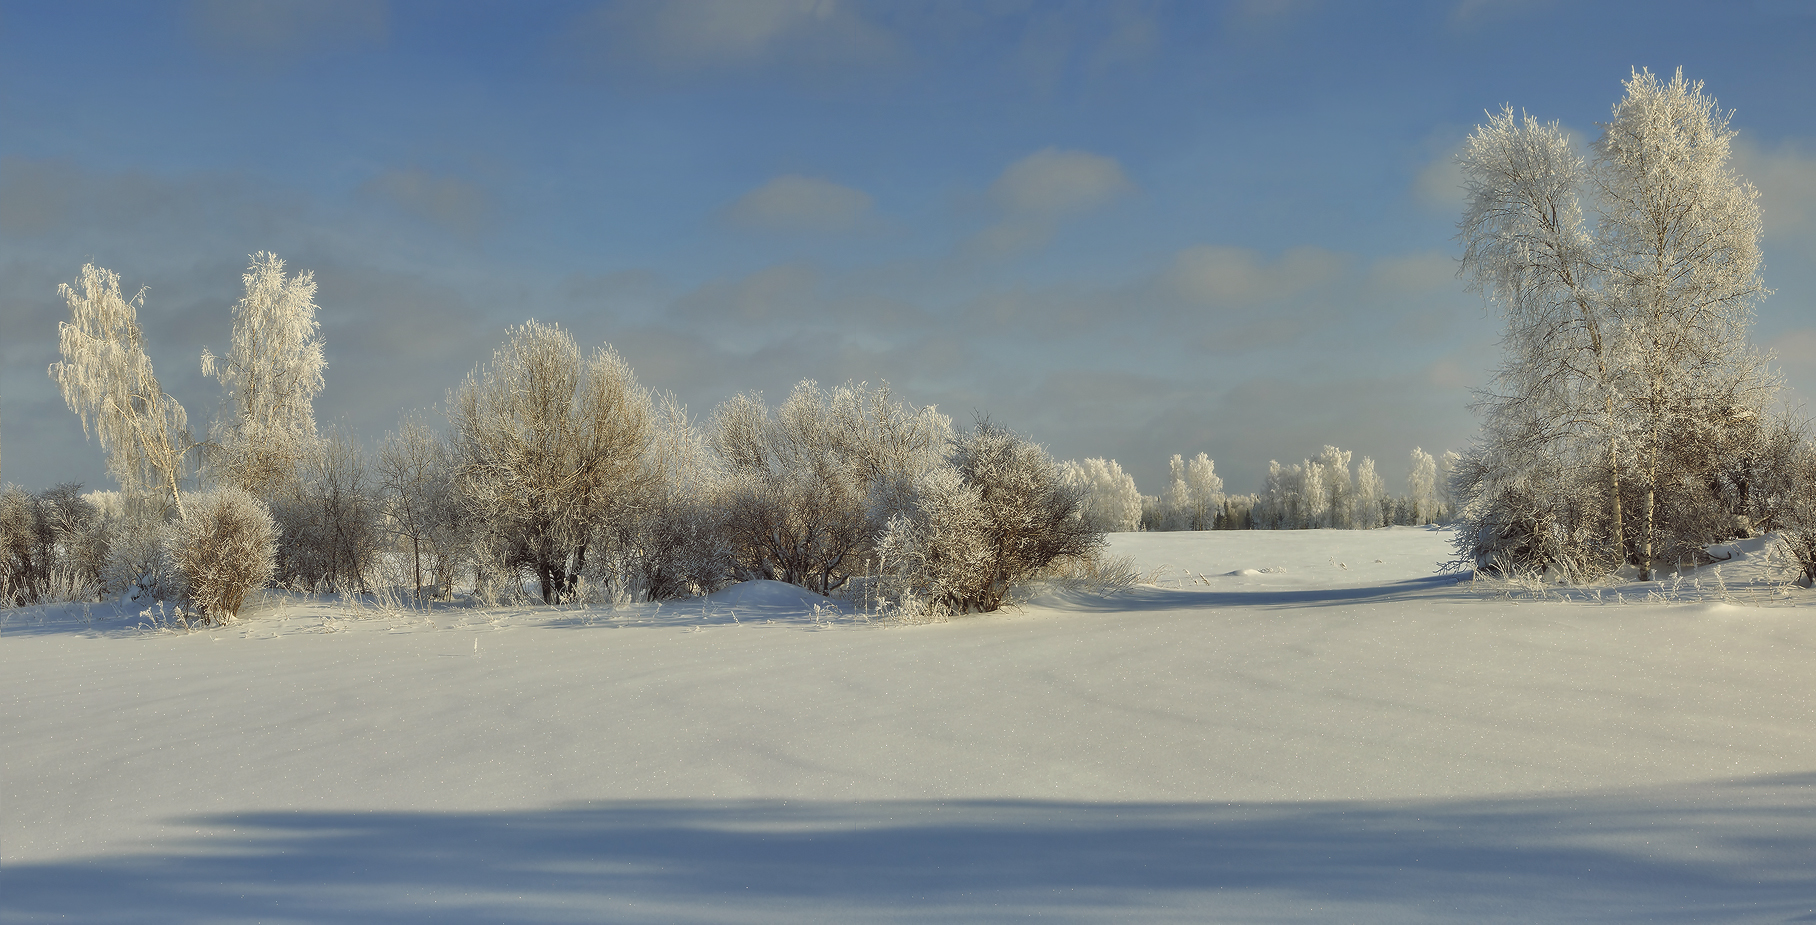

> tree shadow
[1040,573,1467,614]
[6,774,1814,923]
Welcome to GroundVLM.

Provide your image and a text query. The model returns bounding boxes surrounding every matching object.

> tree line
[1060,447,1460,534]
[4,263,1098,620]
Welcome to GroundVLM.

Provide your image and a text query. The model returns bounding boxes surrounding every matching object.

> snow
[5,527,1815,922]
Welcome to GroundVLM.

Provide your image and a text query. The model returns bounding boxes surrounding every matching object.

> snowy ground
[4,527,1815,923]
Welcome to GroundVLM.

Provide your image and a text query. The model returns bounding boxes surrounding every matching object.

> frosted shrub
[376,416,465,602]
[876,466,993,616]
[271,429,384,593]
[0,483,109,606]
[166,487,277,623]
[450,321,654,605]
[1447,444,1621,580]
[709,381,949,596]
[621,394,732,600]
[880,423,1100,615]
[0,486,48,606]
[101,498,183,602]
[1774,442,1816,587]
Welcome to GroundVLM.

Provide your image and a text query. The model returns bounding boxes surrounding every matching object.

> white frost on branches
[1457,68,1778,578]
[1060,457,1142,533]
[48,264,194,519]
[201,252,326,497]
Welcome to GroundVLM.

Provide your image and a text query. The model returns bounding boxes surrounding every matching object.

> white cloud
[972,148,1134,257]
[723,175,872,233]
[359,168,494,238]
[1164,245,1345,305]
[186,0,386,63]
[569,0,899,78]
[990,147,1133,217]
[1734,138,1816,243]
[1367,251,1457,295]
[1413,147,1466,213]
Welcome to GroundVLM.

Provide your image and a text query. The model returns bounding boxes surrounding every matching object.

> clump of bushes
[877,422,1100,616]
[165,488,277,623]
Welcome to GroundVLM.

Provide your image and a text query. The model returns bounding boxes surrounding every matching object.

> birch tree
[1594,68,1771,577]
[201,252,326,498]
[1060,457,1142,533]
[1407,448,1438,525]
[1160,452,1225,530]
[1457,69,1775,577]
[48,264,194,519]
[1354,456,1385,529]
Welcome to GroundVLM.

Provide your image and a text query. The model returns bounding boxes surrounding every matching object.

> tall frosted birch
[1459,106,1625,566]
[1457,69,1773,578]
[201,252,326,497]
[1594,68,1769,578]
[48,264,193,520]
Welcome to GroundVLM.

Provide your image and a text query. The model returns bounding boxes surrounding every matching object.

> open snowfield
[5,526,1816,923]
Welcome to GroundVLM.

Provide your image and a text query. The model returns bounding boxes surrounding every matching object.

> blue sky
[3,0,1814,497]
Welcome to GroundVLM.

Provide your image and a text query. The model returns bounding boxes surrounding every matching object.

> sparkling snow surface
[4,527,1815,923]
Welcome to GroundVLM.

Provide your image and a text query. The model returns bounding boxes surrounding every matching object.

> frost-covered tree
[709,380,949,595]
[1458,69,1776,578]
[1156,452,1224,530]
[879,421,1097,614]
[1597,69,1773,576]
[1313,446,1353,528]
[586,392,731,602]
[271,427,383,593]
[376,415,460,602]
[450,321,654,604]
[1407,448,1439,525]
[1437,450,1462,521]
[1772,438,1816,587]
[201,253,326,498]
[1353,457,1386,529]
[1060,457,1142,533]
[48,265,195,519]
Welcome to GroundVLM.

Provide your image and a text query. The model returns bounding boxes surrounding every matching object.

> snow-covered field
[5,527,1815,923]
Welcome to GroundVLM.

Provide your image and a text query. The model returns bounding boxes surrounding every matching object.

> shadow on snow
[5,773,1815,923]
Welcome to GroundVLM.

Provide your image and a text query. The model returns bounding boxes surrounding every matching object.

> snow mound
[1229,568,1262,576]
[704,580,843,612]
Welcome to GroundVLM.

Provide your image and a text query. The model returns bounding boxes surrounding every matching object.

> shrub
[450,321,653,604]
[1,483,107,606]
[879,422,1100,615]
[708,381,949,596]
[1775,442,1816,587]
[271,428,384,594]
[167,487,277,623]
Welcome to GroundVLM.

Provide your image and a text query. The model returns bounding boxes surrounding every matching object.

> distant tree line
[1057,445,1461,536]
[5,264,1102,619]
